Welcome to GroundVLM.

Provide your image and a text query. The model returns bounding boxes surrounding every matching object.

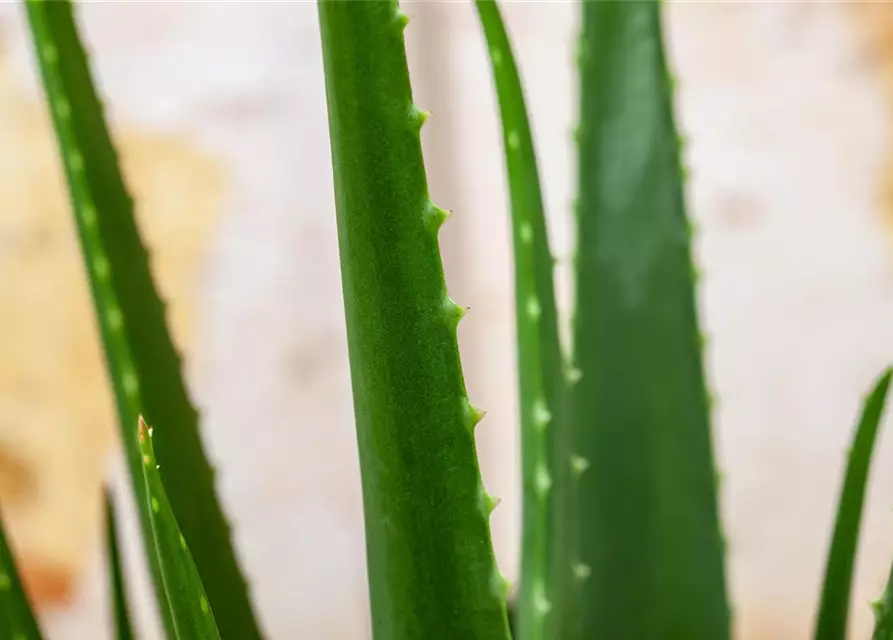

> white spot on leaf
[533,580,552,617]
[526,297,541,320]
[532,399,551,431]
[534,466,552,497]
[571,455,590,476]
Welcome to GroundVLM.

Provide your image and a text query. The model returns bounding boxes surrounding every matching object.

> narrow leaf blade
[317,2,510,638]
[139,418,221,640]
[572,2,729,638]
[23,3,262,638]
[875,565,893,640]
[815,369,892,640]
[0,509,43,640]
[474,2,571,638]
[105,491,135,640]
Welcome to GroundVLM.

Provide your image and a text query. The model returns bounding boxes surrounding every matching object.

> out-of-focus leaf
[105,491,135,640]
[0,507,43,640]
[23,3,262,637]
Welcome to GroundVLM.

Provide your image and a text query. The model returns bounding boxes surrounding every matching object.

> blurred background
[1,1,893,638]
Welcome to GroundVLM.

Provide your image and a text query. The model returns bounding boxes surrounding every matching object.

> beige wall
[1,2,893,638]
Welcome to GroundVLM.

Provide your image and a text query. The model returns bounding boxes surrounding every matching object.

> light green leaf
[139,418,221,640]
[474,2,571,638]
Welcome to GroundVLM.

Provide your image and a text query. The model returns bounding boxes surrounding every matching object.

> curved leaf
[23,3,262,638]
[139,418,221,640]
[474,2,572,638]
[0,508,43,640]
[105,491,135,640]
[815,369,891,640]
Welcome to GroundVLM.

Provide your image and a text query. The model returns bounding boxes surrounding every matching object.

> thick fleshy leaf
[23,3,262,638]
[105,491,135,640]
[0,508,43,640]
[317,2,511,638]
[815,369,891,640]
[572,2,730,637]
[139,418,221,640]
[474,2,572,638]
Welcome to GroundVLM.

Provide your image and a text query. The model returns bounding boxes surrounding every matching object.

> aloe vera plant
[475,3,571,638]
[0,509,42,640]
[318,3,510,637]
[3,0,893,639]
[138,417,222,640]
[571,3,729,637]
[816,370,892,639]
[23,2,261,638]
[105,493,135,640]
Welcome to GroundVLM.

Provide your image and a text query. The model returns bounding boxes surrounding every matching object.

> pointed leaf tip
[818,367,892,639]
[24,3,260,637]
[413,105,430,127]
[472,405,487,426]
[409,104,430,131]
[426,204,450,232]
[139,419,221,639]
[395,9,409,30]
[484,492,502,516]
[443,297,468,328]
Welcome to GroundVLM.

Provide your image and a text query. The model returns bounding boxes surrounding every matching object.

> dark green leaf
[23,3,262,638]
[0,507,43,640]
[815,369,891,640]
[105,491,135,640]
[572,2,729,637]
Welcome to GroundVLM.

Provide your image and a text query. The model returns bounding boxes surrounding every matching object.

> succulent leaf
[139,418,221,640]
[0,508,43,640]
[23,3,262,638]
[572,2,730,637]
[817,369,892,640]
[317,2,511,638]
[474,2,571,638]
[105,491,136,640]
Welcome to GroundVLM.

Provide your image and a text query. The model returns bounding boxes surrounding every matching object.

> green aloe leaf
[139,418,221,639]
[572,2,729,638]
[317,2,510,638]
[0,509,43,640]
[474,2,572,638]
[875,560,893,639]
[815,369,891,640]
[23,3,262,638]
[105,491,135,640]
